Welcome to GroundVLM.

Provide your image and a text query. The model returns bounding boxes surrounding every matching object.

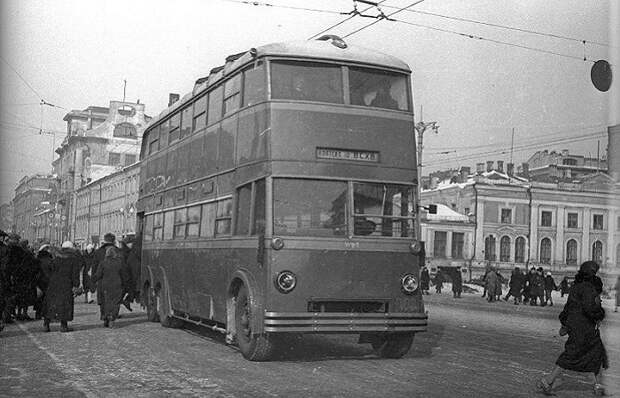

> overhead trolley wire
[425,124,607,153]
[392,18,601,63]
[424,131,607,167]
[308,0,390,40]
[342,0,427,38]
[216,0,343,15]
[383,6,612,48]
[0,55,44,100]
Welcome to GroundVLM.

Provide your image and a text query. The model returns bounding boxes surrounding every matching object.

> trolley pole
[414,107,439,238]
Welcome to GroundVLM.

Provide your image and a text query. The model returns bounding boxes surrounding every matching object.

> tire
[158,282,182,328]
[145,284,159,322]
[373,333,414,359]
[235,285,274,361]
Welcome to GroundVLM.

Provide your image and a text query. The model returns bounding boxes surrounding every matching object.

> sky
[0,0,617,204]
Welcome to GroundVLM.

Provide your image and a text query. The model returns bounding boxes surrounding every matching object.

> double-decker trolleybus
[137,35,427,361]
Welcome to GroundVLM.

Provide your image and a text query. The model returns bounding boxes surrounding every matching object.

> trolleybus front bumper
[264,311,428,333]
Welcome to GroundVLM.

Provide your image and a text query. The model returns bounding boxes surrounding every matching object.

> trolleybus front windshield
[273,179,415,238]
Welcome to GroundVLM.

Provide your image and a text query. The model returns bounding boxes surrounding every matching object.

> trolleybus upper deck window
[349,67,409,111]
[271,61,343,104]
[273,179,346,237]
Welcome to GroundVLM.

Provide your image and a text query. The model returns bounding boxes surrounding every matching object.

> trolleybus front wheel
[235,285,274,361]
[371,332,414,359]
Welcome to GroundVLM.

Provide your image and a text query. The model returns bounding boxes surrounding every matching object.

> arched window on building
[540,238,552,264]
[592,240,603,265]
[500,236,511,262]
[515,237,526,263]
[113,122,137,138]
[485,235,496,261]
[566,239,578,265]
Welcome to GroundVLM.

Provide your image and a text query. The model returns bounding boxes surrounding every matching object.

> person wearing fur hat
[538,261,608,396]
[93,245,131,327]
[41,241,82,332]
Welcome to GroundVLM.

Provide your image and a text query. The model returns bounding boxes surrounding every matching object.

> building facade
[420,204,475,279]
[0,203,13,232]
[11,175,57,243]
[421,167,620,285]
[525,148,608,182]
[52,101,150,241]
[73,162,140,247]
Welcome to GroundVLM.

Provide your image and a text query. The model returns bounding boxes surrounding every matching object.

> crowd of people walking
[0,230,141,333]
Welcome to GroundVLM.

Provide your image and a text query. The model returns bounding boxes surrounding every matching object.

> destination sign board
[316,147,379,163]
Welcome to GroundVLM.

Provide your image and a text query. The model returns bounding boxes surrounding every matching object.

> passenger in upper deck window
[290,75,309,100]
[370,86,399,110]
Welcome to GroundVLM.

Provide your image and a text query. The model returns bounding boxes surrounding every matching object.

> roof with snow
[424,204,470,222]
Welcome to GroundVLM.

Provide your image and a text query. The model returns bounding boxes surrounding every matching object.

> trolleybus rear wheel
[235,285,274,361]
[146,284,159,322]
[371,332,414,358]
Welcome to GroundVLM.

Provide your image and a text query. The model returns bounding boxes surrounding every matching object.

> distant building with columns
[421,127,620,285]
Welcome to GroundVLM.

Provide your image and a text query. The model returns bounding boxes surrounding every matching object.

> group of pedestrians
[419,266,463,298]
[0,230,141,333]
[481,266,564,306]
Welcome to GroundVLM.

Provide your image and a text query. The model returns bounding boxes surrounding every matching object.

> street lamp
[414,116,439,239]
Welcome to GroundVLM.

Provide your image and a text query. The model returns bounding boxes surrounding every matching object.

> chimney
[168,93,180,107]
[486,161,494,172]
[521,162,530,178]
[476,163,484,174]
[608,124,620,181]
[497,160,504,173]
[459,166,471,182]
[507,162,514,176]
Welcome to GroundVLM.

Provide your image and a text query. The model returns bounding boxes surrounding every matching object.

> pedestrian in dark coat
[118,238,134,307]
[94,233,119,318]
[434,269,444,294]
[0,231,9,331]
[420,266,430,295]
[126,238,141,302]
[42,242,82,332]
[504,267,525,304]
[543,272,557,306]
[559,276,570,297]
[452,267,463,298]
[538,261,607,396]
[529,268,545,306]
[93,246,130,327]
[13,241,38,320]
[33,245,53,320]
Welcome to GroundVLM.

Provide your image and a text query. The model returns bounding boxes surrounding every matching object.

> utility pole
[414,105,439,237]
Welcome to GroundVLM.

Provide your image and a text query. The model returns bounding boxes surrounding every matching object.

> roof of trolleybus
[142,38,412,136]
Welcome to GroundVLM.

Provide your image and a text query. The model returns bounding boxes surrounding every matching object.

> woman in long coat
[538,261,607,396]
[42,241,82,332]
[93,246,130,327]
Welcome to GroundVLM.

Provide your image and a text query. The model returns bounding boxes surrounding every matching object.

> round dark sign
[591,59,612,92]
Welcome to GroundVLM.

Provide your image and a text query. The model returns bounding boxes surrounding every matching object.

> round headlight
[401,274,418,294]
[410,240,422,254]
[275,270,297,293]
[271,237,285,250]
